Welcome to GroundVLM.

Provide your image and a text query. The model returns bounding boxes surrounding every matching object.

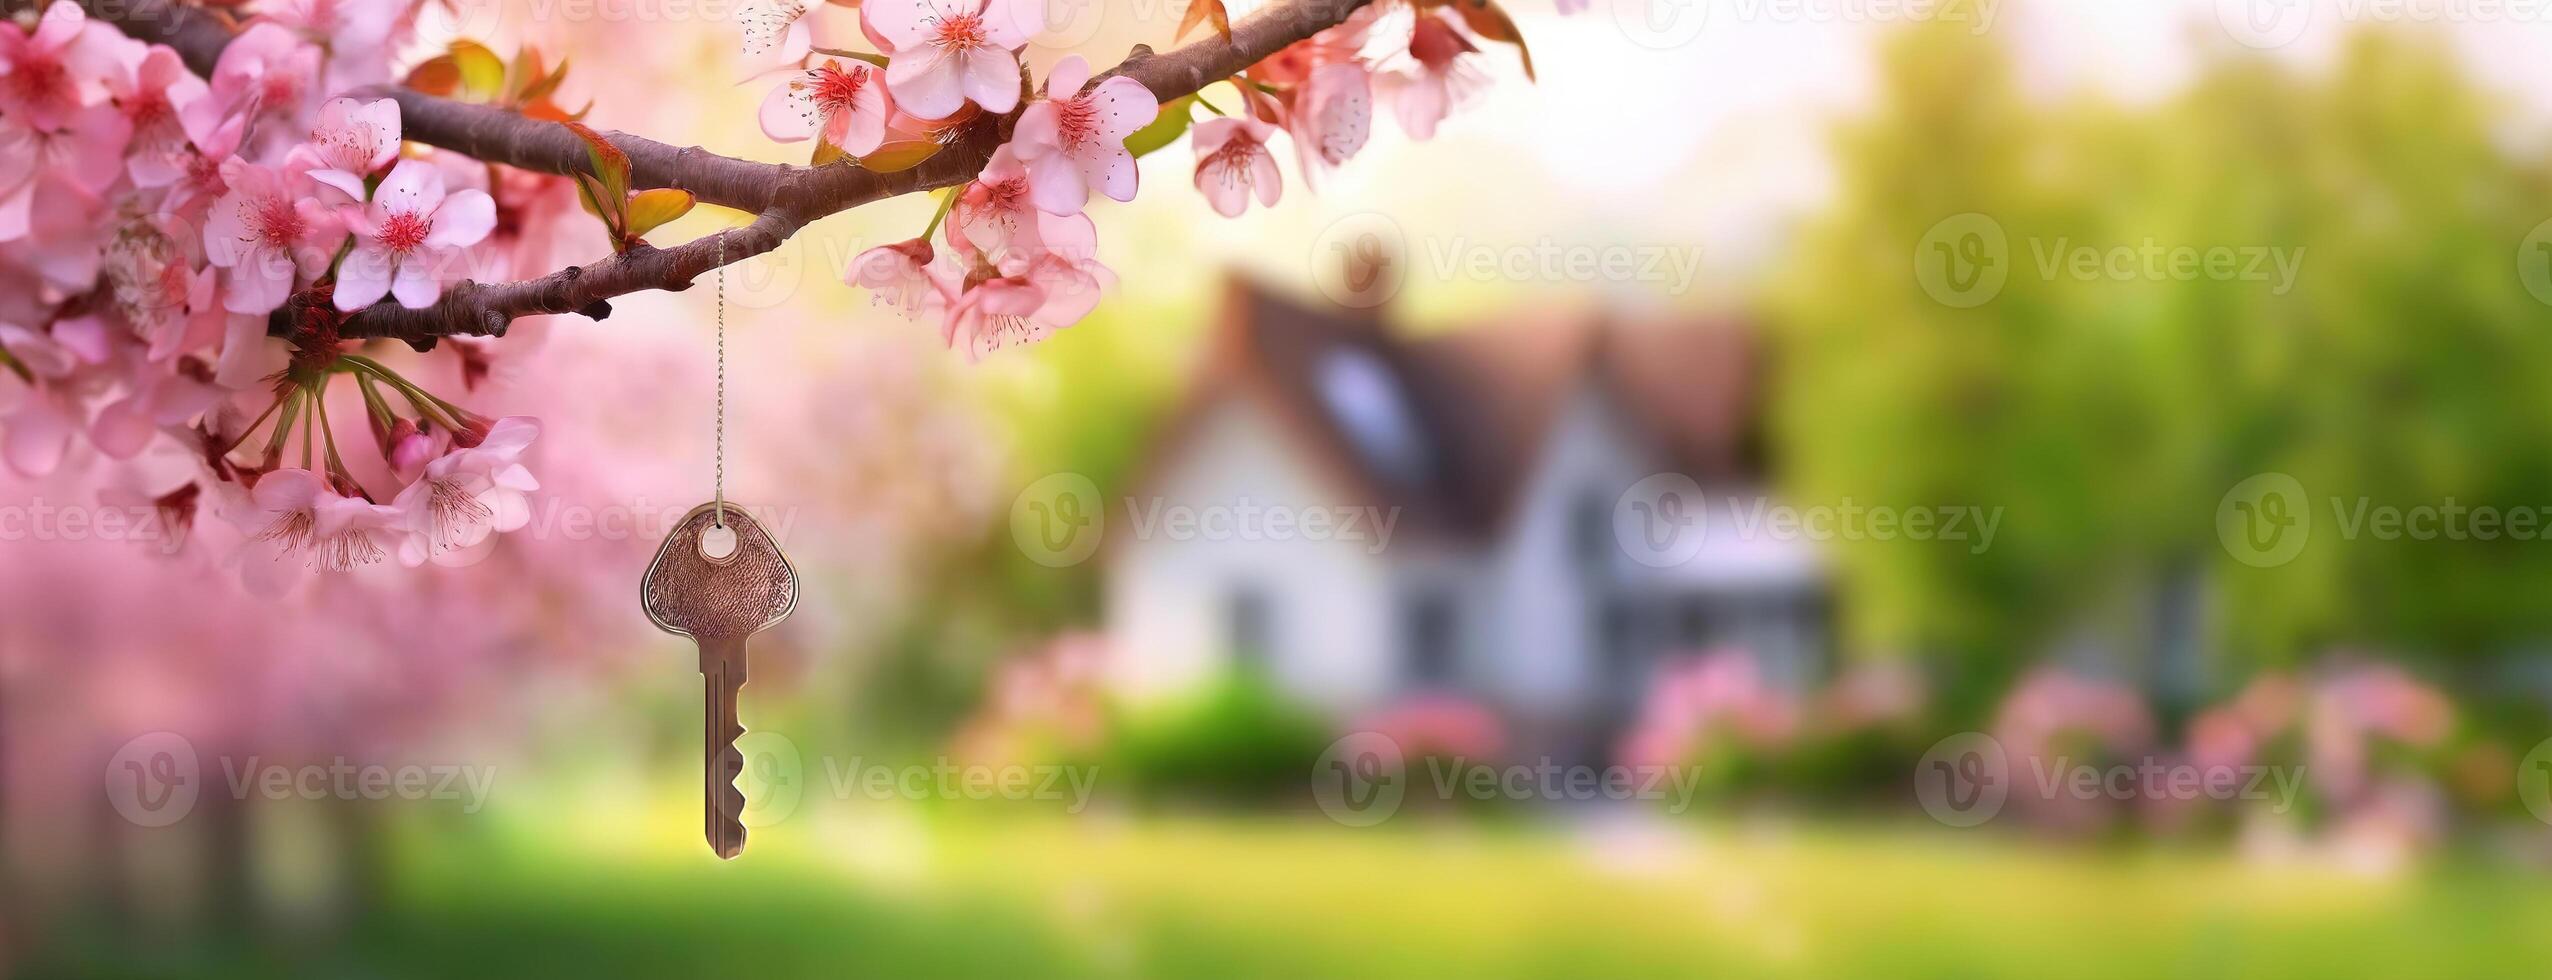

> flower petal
[886,46,964,120]
[425,188,496,249]
[959,47,1021,114]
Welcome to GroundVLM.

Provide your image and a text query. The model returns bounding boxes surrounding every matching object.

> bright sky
[1108,0,2552,323]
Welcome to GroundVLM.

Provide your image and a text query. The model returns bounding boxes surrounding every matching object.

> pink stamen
[377,211,430,254]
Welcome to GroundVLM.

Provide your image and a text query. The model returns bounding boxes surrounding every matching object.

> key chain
[640,232,799,859]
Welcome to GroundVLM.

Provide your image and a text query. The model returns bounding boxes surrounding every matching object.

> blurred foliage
[1094,673,1334,805]
[36,813,2552,978]
[1772,23,2552,710]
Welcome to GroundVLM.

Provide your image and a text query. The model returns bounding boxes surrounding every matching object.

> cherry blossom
[941,273,1049,359]
[950,144,1071,263]
[1011,54,1157,215]
[302,96,402,203]
[202,156,340,314]
[736,0,816,72]
[0,2,128,132]
[848,237,945,317]
[0,102,132,242]
[108,44,208,188]
[866,0,1043,119]
[759,59,891,156]
[391,416,537,566]
[254,0,408,90]
[1377,9,1482,141]
[181,23,322,159]
[1190,116,1281,218]
[231,467,403,593]
[1286,62,1372,186]
[335,158,497,310]
[91,358,221,458]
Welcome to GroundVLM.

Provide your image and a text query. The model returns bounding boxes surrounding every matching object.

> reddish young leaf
[1176,0,1230,43]
[622,188,696,240]
[856,140,946,173]
[1451,0,1534,81]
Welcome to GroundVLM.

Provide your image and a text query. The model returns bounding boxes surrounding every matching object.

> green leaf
[856,140,945,173]
[561,122,631,203]
[623,188,695,239]
[1123,96,1196,159]
[450,40,507,101]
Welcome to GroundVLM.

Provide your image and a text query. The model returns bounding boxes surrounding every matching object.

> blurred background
[14,0,2552,975]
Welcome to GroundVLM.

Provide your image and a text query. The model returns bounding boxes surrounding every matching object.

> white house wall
[1104,401,1398,716]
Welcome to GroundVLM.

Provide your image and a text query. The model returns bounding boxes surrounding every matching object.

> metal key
[641,502,797,859]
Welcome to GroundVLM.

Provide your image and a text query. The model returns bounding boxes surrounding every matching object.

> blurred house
[1105,282,1830,757]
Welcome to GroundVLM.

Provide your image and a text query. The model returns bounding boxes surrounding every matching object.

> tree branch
[86,0,1374,343]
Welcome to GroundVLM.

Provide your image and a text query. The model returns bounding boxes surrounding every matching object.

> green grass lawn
[39,811,2552,978]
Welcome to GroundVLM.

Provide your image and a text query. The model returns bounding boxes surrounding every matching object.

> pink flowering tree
[0,0,1538,591]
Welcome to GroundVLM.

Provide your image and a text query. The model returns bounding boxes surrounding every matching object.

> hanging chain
[713,233,727,529]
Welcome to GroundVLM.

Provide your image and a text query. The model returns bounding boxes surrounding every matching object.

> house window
[1403,592,1458,687]
[1675,596,1711,648]
[1597,597,1641,704]
[1226,586,1274,675]
[1570,490,1612,571]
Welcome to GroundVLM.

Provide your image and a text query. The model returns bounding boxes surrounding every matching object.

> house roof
[1129,279,1766,542]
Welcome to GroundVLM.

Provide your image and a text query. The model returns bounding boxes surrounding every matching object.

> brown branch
[86,0,1374,343]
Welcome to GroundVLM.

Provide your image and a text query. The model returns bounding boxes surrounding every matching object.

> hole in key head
[700,522,740,561]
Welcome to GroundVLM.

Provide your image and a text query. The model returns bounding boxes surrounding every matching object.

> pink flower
[254,0,407,90]
[181,23,322,159]
[847,237,946,317]
[1378,10,1482,141]
[941,273,1050,359]
[102,217,226,361]
[1190,117,1280,218]
[0,102,132,241]
[202,156,340,314]
[758,60,890,156]
[91,358,221,458]
[1010,54,1156,215]
[949,144,1060,264]
[1287,62,1372,187]
[867,0,1042,119]
[736,0,815,70]
[334,158,496,310]
[232,467,402,593]
[109,44,207,188]
[0,1,129,132]
[391,416,537,566]
[302,96,402,203]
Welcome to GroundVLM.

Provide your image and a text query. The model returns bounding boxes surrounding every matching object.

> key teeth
[712,725,747,860]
